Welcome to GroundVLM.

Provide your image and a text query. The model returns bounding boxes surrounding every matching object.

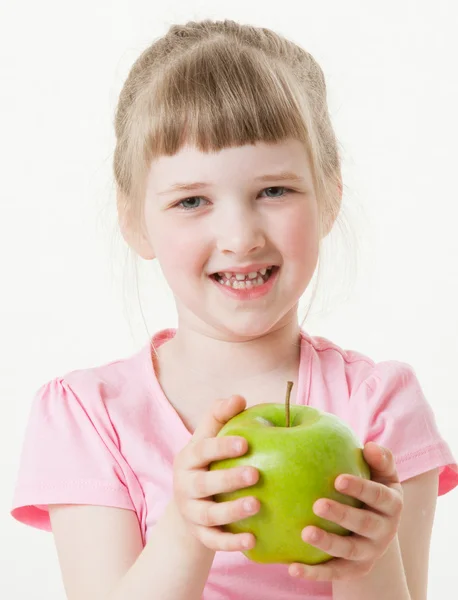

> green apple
[208,382,371,565]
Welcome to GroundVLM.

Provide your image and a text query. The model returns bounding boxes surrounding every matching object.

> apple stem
[285,381,293,427]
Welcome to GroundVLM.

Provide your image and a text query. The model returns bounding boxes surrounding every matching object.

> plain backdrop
[1,1,457,598]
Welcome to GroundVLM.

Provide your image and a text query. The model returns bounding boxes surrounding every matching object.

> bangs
[139,39,312,159]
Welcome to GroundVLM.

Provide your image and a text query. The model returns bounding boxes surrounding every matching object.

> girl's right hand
[173,394,261,552]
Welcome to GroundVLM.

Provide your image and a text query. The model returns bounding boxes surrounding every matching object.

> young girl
[11,18,457,600]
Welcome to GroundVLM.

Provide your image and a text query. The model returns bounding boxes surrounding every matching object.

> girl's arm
[49,499,215,600]
[332,468,438,600]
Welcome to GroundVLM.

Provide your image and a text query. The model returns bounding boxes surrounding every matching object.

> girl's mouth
[209,266,280,300]
[211,266,277,290]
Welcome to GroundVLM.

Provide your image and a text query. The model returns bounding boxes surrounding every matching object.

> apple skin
[208,403,371,565]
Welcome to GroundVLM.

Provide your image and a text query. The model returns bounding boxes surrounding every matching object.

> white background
[1,0,457,598]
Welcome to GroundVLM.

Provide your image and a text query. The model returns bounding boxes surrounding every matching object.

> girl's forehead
[147,138,312,186]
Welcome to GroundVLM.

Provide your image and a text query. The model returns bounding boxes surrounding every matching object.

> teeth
[218,267,272,281]
[215,267,274,290]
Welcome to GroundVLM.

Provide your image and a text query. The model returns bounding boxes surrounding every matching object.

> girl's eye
[177,197,208,210]
[175,187,291,211]
[262,186,289,198]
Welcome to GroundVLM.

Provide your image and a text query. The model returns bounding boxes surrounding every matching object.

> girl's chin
[204,313,294,342]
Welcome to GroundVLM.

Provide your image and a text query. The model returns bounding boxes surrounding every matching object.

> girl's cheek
[276,211,319,260]
[154,229,208,275]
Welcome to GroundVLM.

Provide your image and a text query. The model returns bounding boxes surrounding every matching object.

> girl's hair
[112,19,350,334]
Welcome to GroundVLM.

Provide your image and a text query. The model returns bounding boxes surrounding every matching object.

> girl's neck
[159,318,302,387]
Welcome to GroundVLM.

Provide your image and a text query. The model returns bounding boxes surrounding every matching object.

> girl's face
[143,138,321,340]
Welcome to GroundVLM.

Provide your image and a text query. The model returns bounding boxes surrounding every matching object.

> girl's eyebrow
[157,171,305,196]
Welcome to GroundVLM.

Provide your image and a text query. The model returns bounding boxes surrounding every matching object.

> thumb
[192,394,247,442]
[363,442,400,485]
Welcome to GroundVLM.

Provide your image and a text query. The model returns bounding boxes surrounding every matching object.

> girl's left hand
[289,442,404,581]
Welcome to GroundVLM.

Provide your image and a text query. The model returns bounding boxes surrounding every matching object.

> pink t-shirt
[11,328,458,599]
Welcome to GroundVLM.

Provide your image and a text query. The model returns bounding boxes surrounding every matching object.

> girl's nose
[215,207,266,257]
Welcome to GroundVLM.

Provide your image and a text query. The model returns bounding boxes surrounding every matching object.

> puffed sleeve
[351,361,457,495]
[11,378,135,531]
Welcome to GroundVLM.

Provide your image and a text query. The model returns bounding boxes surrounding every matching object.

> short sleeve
[353,361,457,496]
[11,378,135,531]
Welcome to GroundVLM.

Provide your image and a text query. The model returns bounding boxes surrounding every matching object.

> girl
[11,18,457,600]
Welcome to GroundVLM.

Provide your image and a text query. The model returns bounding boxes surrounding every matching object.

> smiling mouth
[211,266,278,290]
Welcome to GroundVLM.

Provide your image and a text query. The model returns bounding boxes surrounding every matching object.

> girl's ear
[117,190,156,260]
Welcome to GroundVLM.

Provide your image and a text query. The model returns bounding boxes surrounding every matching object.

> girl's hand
[289,442,404,581]
[173,395,260,552]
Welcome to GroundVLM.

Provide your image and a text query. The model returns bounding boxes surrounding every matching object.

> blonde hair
[112,19,349,334]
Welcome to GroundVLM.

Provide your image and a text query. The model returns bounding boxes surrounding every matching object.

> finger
[362,442,400,486]
[186,495,261,527]
[178,435,250,471]
[194,523,256,552]
[184,464,259,498]
[313,498,386,538]
[289,558,371,582]
[301,527,375,560]
[334,475,403,517]
[192,395,247,443]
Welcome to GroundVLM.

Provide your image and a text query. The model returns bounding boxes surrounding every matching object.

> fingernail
[233,440,244,452]
[304,528,320,542]
[243,468,254,483]
[318,500,330,514]
[243,499,257,513]
[290,565,304,578]
[337,476,349,490]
